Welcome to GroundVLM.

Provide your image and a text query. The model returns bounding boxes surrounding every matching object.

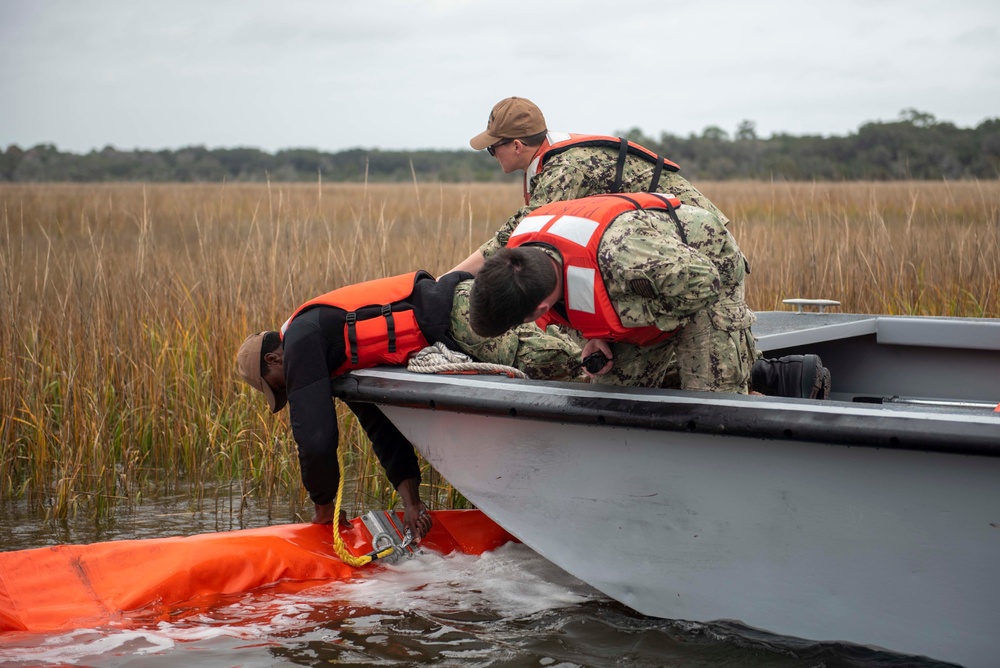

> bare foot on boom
[311,501,351,528]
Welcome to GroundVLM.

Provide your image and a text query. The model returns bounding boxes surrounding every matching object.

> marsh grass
[721,180,1000,315]
[1,180,998,524]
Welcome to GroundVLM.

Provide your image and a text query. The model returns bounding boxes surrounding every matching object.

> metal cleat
[782,298,842,314]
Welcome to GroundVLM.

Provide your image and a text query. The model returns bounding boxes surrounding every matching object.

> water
[0,500,957,668]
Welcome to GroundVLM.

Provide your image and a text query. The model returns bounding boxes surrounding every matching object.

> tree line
[2,110,997,183]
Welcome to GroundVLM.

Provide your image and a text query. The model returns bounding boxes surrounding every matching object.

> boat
[0,509,515,634]
[328,309,1000,668]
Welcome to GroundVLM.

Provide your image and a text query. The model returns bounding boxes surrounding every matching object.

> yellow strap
[330,434,396,567]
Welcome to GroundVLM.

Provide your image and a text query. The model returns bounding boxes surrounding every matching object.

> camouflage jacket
[541,204,754,335]
[479,143,730,258]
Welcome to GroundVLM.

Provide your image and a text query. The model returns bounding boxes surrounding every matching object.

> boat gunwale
[331,368,1000,457]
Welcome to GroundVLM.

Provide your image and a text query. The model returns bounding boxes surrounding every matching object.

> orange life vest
[508,193,683,345]
[523,133,682,204]
[280,272,430,375]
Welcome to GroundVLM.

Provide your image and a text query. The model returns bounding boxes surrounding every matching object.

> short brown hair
[469,247,558,337]
[516,130,548,148]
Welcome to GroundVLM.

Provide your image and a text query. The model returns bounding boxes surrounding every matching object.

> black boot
[751,355,831,399]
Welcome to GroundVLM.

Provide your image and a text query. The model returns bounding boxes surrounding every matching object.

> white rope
[407,342,528,379]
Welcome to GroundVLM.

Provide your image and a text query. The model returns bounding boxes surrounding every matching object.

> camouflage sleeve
[655,172,731,226]
[599,211,722,332]
[478,206,532,258]
[535,147,732,225]
[449,280,584,381]
[527,155,596,205]
[477,146,730,257]
[477,152,596,258]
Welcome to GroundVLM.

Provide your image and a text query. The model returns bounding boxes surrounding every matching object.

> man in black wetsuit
[236,270,583,541]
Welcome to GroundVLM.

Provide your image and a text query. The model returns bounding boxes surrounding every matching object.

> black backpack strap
[607,193,642,209]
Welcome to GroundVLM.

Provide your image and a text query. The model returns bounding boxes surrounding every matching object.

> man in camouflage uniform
[450,96,727,275]
[468,195,756,393]
[456,96,829,399]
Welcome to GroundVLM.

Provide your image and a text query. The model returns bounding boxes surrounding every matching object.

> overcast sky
[2,0,998,154]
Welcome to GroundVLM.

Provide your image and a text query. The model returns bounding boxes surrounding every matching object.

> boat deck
[753,311,1000,408]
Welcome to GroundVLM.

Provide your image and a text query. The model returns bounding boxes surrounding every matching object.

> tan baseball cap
[470,97,547,150]
[236,331,286,413]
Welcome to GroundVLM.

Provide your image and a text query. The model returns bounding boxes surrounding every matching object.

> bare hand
[396,478,433,541]
[403,503,433,542]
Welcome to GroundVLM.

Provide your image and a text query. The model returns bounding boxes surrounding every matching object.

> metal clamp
[360,510,417,564]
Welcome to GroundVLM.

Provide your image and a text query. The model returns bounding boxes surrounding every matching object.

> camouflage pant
[595,308,758,393]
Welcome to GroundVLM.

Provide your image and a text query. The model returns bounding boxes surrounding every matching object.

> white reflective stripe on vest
[566,265,596,314]
[512,213,601,247]
[547,215,599,247]
[510,215,554,238]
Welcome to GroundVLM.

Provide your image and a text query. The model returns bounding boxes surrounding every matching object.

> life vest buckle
[346,311,359,364]
[381,304,397,353]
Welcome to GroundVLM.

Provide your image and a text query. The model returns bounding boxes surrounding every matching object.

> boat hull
[377,403,998,666]
[330,309,1000,666]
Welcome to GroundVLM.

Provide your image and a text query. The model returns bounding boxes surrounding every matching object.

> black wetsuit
[281,271,469,504]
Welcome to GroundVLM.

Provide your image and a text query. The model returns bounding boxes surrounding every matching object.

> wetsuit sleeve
[283,315,341,506]
[285,308,423,503]
[345,401,422,490]
[286,376,341,506]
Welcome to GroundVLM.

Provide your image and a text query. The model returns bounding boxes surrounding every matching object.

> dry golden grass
[1,180,998,521]
[713,180,1000,315]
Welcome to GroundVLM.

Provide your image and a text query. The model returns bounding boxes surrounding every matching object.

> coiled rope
[407,342,528,379]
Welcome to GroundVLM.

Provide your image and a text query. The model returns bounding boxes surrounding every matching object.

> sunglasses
[487,139,513,157]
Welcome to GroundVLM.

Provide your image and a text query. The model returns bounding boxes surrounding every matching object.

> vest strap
[613,137,629,193]
[382,305,396,353]
[649,156,665,192]
[649,193,686,243]
[346,312,359,364]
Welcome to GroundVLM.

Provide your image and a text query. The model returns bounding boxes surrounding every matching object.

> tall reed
[1,180,997,523]
[712,180,1000,315]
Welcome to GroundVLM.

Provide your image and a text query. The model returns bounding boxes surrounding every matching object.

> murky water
[1,483,305,550]
[0,498,957,668]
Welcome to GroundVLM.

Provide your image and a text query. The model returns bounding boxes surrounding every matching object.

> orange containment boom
[0,509,515,634]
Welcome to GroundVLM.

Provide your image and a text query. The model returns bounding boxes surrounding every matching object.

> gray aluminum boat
[331,310,1000,667]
